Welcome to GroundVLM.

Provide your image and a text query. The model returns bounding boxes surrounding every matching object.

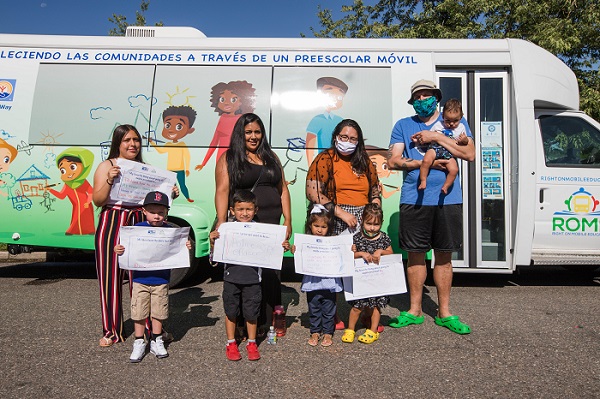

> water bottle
[267,326,277,345]
[273,305,287,337]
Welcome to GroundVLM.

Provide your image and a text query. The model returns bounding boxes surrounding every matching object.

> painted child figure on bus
[342,203,393,344]
[46,147,95,235]
[210,189,290,361]
[195,80,256,170]
[150,105,197,202]
[291,204,342,347]
[0,138,17,187]
[418,99,469,194]
[114,191,192,363]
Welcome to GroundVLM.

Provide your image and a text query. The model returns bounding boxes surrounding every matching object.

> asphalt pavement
[0,256,598,398]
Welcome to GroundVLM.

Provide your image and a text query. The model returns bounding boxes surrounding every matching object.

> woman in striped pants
[92,125,145,347]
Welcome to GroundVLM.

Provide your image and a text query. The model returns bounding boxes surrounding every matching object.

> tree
[310,0,600,120]
[108,0,163,36]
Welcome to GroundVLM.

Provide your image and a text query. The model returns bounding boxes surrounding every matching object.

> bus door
[532,111,600,263]
[438,71,511,271]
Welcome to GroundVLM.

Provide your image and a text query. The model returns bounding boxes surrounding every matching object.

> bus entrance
[439,71,511,271]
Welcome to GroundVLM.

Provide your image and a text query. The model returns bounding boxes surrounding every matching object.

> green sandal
[434,315,471,335]
[341,329,355,343]
[388,311,425,328]
[357,329,379,344]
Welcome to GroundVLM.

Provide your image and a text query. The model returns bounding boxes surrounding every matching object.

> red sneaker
[335,320,346,330]
[246,342,261,361]
[226,342,241,361]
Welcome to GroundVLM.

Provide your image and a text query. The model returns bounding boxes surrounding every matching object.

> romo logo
[552,187,600,235]
[0,79,16,102]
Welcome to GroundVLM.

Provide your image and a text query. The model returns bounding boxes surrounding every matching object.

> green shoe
[388,311,424,328]
[434,315,471,335]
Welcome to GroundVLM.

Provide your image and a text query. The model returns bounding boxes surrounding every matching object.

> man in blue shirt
[387,79,475,334]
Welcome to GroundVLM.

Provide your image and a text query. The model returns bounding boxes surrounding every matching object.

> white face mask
[335,139,357,156]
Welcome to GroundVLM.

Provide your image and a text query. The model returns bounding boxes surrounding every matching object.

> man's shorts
[399,203,463,252]
[131,282,169,321]
[222,281,262,321]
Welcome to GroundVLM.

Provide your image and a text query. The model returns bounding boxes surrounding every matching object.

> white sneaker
[130,339,146,363]
[150,336,169,359]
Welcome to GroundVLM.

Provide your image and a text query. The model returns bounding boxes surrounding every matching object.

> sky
[1,0,350,38]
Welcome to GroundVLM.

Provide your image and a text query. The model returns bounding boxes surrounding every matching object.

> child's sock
[150,333,160,341]
[135,336,144,340]
[227,339,236,345]
[247,339,256,343]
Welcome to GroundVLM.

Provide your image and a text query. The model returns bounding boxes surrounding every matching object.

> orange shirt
[333,157,369,206]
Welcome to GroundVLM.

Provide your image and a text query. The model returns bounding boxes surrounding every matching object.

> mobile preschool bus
[1,26,599,284]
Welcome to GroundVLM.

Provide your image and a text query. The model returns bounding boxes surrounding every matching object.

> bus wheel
[168,220,198,288]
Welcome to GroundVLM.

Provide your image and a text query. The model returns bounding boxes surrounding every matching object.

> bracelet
[106,179,114,186]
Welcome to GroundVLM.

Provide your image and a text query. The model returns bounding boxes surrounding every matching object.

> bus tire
[167,219,198,288]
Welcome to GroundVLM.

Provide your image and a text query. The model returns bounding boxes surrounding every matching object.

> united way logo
[552,187,600,235]
[0,79,16,101]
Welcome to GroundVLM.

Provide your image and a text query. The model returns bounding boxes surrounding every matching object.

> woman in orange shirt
[306,119,381,235]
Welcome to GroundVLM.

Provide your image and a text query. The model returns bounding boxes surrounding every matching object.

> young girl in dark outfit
[342,203,393,344]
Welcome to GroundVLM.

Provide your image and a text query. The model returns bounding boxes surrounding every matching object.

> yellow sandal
[341,329,355,343]
[357,329,379,344]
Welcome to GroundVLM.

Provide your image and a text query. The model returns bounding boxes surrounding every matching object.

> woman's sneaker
[150,336,169,359]
[130,339,147,363]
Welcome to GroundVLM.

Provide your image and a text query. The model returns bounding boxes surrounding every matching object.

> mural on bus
[1,62,402,253]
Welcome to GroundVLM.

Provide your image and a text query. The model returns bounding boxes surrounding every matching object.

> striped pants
[95,205,142,343]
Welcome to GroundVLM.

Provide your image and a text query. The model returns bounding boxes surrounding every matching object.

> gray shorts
[399,203,463,252]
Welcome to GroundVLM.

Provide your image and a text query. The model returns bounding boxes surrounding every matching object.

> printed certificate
[212,222,287,270]
[109,158,177,206]
[118,226,190,271]
[343,254,406,300]
[293,233,354,277]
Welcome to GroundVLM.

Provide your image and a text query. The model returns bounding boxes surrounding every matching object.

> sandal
[99,336,114,347]
[357,329,379,344]
[307,333,320,347]
[388,311,425,328]
[341,329,355,343]
[434,315,471,335]
[321,334,333,347]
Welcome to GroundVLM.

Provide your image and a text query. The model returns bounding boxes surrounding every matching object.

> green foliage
[311,0,600,120]
[108,0,163,36]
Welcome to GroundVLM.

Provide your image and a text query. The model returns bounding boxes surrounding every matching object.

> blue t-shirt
[389,114,472,206]
[131,221,172,285]
[307,112,343,152]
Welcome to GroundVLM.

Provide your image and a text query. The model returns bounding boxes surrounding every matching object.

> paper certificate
[118,226,190,271]
[212,222,287,270]
[109,159,177,206]
[343,254,407,300]
[293,233,354,277]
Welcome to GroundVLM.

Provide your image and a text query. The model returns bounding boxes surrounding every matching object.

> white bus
[1,26,599,284]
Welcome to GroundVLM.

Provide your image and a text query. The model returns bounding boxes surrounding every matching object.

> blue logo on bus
[0,79,16,101]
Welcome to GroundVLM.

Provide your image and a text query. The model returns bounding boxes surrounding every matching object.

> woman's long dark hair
[330,119,370,175]
[226,113,280,192]
[107,124,143,163]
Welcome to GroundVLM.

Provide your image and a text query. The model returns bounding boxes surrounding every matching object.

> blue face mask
[412,96,438,117]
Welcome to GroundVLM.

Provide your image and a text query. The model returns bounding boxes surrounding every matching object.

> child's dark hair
[231,189,257,207]
[305,204,333,235]
[361,203,384,225]
[162,105,197,126]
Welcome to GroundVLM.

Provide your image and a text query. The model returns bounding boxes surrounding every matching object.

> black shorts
[222,281,262,321]
[399,203,463,252]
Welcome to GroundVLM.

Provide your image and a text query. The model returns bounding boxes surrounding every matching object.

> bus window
[539,115,600,167]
